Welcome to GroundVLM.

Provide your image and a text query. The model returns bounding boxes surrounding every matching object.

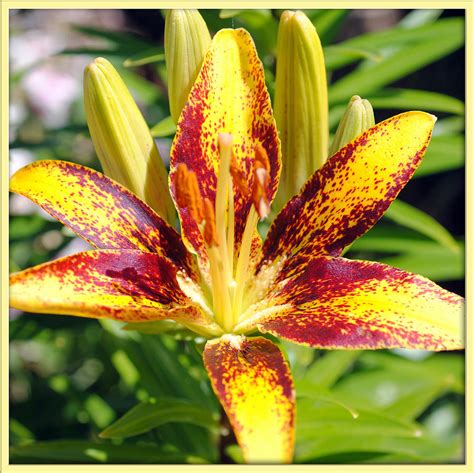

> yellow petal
[9,250,216,330]
[236,256,464,351]
[9,160,195,276]
[170,28,281,260]
[203,335,295,463]
[262,111,436,268]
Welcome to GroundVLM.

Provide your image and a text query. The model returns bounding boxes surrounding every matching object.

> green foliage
[9,8,464,465]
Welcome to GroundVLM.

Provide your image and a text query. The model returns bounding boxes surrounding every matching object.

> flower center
[175,133,271,333]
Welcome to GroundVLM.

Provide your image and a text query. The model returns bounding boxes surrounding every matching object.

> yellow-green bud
[165,9,211,123]
[84,57,175,224]
[329,95,375,156]
[274,10,328,212]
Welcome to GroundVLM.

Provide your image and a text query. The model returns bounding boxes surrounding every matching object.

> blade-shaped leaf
[380,243,464,281]
[10,441,207,464]
[367,88,464,115]
[414,135,464,177]
[123,48,164,67]
[150,115,176,137]
[301,351,361,389]
[384,200,459,253]
[100,398,219,439]
[329,21,464,104]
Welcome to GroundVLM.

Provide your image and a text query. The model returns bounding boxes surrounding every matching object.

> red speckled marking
[260,112,435,272]
[10,160,196,277]
[203,336,295,463]
[239,256,463,350]
[9,250,211,325]
[169,29,280,262]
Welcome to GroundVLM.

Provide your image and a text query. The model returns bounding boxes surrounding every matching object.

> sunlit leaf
[380,243,464,281]
[414,135,464,177]
[384,200,459,253]
[123,48,165,67]
[150,116,176,137]
[100,398,219,439]
[329,20,464,104]
[10,441,207,464]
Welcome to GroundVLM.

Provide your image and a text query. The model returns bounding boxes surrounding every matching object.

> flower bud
[84,58,175,224]
[165,9,211,123]
[329,95,375,156]
[274,10,328,211]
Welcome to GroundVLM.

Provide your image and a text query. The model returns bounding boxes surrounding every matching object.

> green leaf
[328,20,464,104]
[123,48,165,68]
[57,47,123,57]
[10,441,207,464]
[367,88,464,115]
[432,116,464,137]
[383,382,447,420]
[150,116,176,137]
[9,215,47,240]
[380,243,464,281]
[384,200,459,253]
[297,400,421,441]
[310,10,348,44]
[399,9,443,29]
[296,434,460,463]
[73,25,151,51]
[123,319,185,334]
[99,398,219,439]
[325,46,384,70]
[302,350,361,389]
[414,135,464,177]
[333,352,464,411]
[330,18,463,59]
[84,394,116,429]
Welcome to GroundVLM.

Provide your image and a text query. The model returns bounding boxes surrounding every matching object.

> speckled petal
[203,336,295,464]
[236,256,463,350]
[170,28,280,260]
[261,112,436,268]
[9,250,214,329]
[10,160,195,276]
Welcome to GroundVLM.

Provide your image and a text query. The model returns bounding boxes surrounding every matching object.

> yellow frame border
[1,2,472,472]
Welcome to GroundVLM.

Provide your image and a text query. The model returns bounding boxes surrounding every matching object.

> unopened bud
[84,57,175,223]
[274,10,328,212]
[329,95,375,156]
[165,9,211,123]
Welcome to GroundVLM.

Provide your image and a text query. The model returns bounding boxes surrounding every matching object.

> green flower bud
[165,9,211,123]
[274,10,328,212]
[329,95,375,156]
[84,57,175,224]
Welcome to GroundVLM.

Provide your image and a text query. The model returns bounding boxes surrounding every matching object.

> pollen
[174,163,204,223]
[203,197,219,247]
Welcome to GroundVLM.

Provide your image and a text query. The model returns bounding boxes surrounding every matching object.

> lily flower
[9,29,463,464]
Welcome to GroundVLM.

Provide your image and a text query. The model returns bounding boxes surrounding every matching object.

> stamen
[252,145,271,220]
[255,143,270,171]
[187,170,205,223]
[203,198,219,247]
[175,163,189,208]
[174,163,204,224]
[230,151,249,195]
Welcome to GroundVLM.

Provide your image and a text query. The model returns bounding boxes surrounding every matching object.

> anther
[230,151,249,195]
[252,144,271,219]
[203,197,219,247]
[174,163,204,224]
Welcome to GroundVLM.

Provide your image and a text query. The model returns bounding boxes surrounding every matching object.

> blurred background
[9,9,465,464]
